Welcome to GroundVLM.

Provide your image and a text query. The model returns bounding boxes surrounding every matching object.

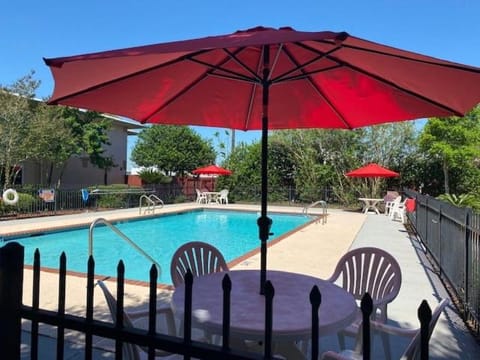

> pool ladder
[302,200,328,224]
[139,194,164,215]
[88,217,161,275]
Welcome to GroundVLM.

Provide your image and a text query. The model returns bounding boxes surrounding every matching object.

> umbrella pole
[258,45,272,295]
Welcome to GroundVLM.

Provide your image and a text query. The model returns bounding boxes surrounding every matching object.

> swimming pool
[7,210,312,284]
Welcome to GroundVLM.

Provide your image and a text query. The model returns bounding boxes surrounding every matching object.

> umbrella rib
[47,48,215,105]
[342,43,480,73]
[295,41,470,116]
[223,48,263,82]
[188,56,259,83]
[142,48,259,122]
[279,45,353,128]
[325,52,466,116]
[244,46,267,129]
[270,42,343,84]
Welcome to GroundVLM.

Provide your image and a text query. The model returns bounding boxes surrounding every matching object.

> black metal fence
[0,185,337,220]
[404,189,480,335]
[0,242,436,360]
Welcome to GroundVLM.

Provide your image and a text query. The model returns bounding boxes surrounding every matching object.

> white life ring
[3,188,19,206]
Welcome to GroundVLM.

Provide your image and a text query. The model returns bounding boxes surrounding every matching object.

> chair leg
[337,332,346,350]
[380,331,392,360]
[165,310,176,337]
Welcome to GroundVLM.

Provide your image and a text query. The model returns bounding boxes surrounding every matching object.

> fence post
[464,209,471,314]
[0,242,24,359]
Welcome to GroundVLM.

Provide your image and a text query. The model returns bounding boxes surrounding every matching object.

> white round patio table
[171,269,357,356]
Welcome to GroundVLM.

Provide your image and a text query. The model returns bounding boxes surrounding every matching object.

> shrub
[436,193,480,211]
[138,169,172,184]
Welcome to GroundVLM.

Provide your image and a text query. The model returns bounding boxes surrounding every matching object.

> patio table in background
[358,198,384,214]
[171,269,357,359]
[202,191,221,204]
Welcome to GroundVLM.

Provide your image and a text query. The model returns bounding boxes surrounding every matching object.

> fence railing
[0,185,337,220]
[404,189,480,335]
[0,242,436,360]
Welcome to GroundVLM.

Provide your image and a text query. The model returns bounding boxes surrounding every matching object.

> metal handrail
[88,217,161,275]
[139,194,164,215]
[302,200,328,224]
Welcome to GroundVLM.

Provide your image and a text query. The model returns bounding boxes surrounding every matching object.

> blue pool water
[8,210,311,284]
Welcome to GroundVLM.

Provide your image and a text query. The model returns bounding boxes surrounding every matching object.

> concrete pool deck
[1,203,478,359]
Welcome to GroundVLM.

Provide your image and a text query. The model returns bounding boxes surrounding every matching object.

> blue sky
[1,1,479,169]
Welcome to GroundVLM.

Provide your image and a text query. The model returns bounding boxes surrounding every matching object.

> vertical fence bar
[465,210,471,321]
[310,285,321,360]
[85,256,95,360]
[184,269,193,360]
[360,293,373,360]
[0,242,24,360]
[418,300,432,360]
[56,252,67,360]
[148,265,158,360]
[222,274,232,351]
[31,249,41,360]
[116,261,126,360]
[264,280,274,359]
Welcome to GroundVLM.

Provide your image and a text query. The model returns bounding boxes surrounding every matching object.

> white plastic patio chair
[384,195,401,216]
[97,280,179,360]
[390,198,408,223]
[195,189,208,204]
[170,241,229,287]
[170,241,229,343]
[216,189,229,204]
[326,247,402,360]
[321,298,449,360]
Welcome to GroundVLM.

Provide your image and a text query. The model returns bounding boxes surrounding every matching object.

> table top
[171,269,357,341]
[358,198,384,202]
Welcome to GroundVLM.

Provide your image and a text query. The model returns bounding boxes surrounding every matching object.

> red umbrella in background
[44,26,480,293]
[192,164,232,176]
[346,163,399,178]
[346,163,399,199]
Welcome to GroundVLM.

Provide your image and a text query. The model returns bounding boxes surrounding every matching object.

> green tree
[419,107,480,194]
[131,125,216,175]
[218,141,289,202]
[25,103,76,186]
[27,105,113,187]
[0,72,39,188]
[1,72,114,188]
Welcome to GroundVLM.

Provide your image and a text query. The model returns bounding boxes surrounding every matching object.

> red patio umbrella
[346,163,399,178]
[44,26,480,293]
[192,164,232,176]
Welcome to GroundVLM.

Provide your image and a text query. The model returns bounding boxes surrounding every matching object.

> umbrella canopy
[192,164,232,175]
[346,163,399,178]
[44,26,480,293]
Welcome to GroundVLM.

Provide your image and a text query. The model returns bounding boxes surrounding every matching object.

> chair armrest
[370,320,417,338]
[321,350,362,360]
[127,301,173,319]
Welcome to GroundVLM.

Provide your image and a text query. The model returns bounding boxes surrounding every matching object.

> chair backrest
[401,298,449,360]
[97,281,141,360]
[328,247,402,321]
[384,191,400,202]
[170,241,229,287]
